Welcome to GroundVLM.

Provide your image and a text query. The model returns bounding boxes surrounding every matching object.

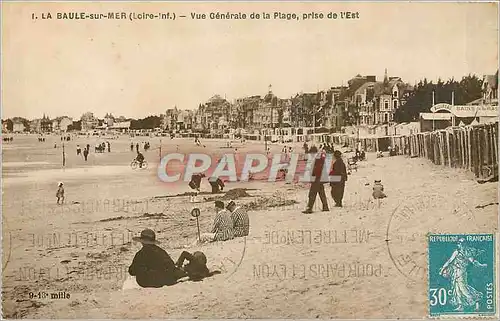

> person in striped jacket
[199,201,234,243]
[227,200,249,237]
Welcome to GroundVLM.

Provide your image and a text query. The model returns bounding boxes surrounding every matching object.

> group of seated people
[128,228,216,288]
[128,200,249,288]
[199,200,250,242]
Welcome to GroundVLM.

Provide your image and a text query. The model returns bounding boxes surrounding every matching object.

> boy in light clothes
[56,182,65,205]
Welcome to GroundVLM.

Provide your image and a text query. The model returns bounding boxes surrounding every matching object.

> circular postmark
[386,193,475,282]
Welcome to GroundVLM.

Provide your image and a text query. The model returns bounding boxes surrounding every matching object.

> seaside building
[419,72,498,132]
[80,112,98,131]
[40,114,53,132]
[354,70,413,125]
[52,116,73,132]
[12,119,25,132]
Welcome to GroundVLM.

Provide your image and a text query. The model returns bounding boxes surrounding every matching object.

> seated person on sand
[372,180,387,199]
[128,229,184,288]
[199,201,235,243]
[175,251,212,281]
[226,200,249,237]
[208,176,225,194]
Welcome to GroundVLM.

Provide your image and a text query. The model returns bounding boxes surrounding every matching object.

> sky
[2,2,498,120]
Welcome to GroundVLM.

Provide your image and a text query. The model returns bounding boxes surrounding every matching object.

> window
[384,101,389,110]
[393,100,398,108]
[393,91,398,98]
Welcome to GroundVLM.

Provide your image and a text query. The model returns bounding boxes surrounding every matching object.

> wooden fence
[407,122,498,178]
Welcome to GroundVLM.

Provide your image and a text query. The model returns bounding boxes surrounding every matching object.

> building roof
[354,82,376,95]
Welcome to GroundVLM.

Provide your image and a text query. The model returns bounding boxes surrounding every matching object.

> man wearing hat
[302,146,329,214]
[227,200,249,237]
[128,229,183,287]
[199,201,234,242]
[329,150,348,207]
[56,182,65,205]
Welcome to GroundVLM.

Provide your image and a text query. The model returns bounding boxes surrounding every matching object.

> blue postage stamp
[428,234,496,317]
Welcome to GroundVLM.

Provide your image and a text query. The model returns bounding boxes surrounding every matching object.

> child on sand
[56,182,65,205]
[372,180,387,199]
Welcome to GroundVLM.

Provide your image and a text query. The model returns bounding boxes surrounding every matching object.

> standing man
[83,147,89,162]
[136,143,139,153]
[107,141,111,153]
[329,150,348,207]
[76,145,81,156]
[227,200,249,237]
[302,146,329,214]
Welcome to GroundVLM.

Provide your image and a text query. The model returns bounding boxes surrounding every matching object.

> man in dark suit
[329,150,348,207]
[302,146,329,214]
[128,229,184,287]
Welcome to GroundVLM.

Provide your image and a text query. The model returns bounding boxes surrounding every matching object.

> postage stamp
[428,234,496,318]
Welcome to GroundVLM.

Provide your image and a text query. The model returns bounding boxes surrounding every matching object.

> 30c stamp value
[428,234,496,318]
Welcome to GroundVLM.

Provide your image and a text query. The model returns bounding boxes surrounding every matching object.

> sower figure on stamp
[329,150,348,207]
[439,238,487,312]
[302,146,329,214]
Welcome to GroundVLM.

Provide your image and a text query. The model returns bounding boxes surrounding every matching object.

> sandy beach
[1,134,498,318]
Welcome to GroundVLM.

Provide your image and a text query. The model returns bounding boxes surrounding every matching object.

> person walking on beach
[128,229,184,288]
[136,143,139,153]
[56,182,65,205]
[329,150,348,207]
[107,141,111,153]
[130,142,134,152]
[83,148,89,161]
[302,146,329,214]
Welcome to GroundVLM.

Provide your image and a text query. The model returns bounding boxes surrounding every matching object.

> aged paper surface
[1,1,499,319]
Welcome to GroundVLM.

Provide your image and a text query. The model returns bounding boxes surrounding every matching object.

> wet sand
[2,134,497,318]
